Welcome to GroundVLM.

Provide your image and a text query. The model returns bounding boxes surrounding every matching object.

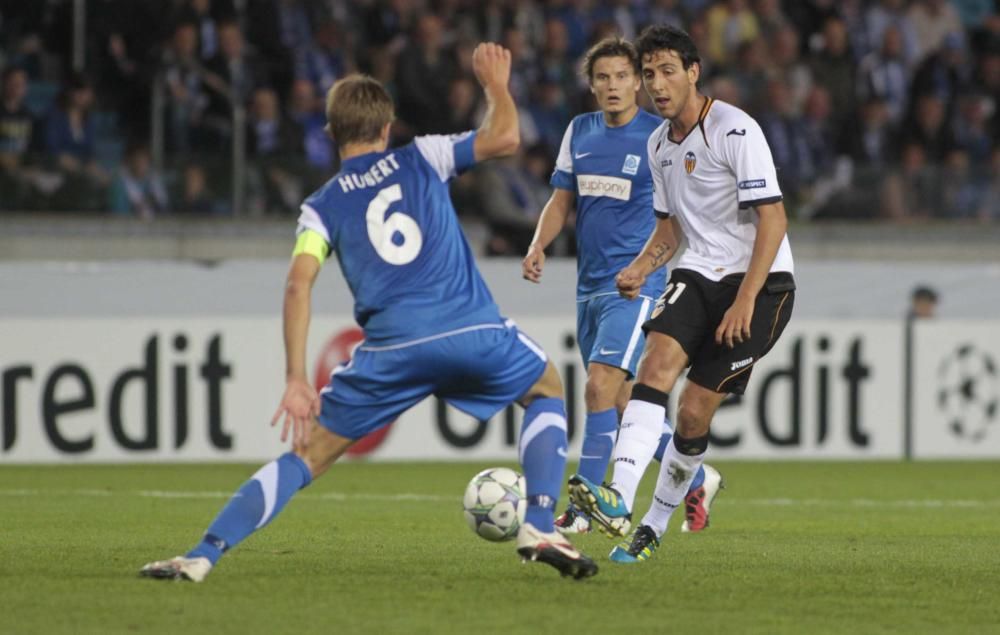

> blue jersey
[297,133,502,345]
[550,110,666,300]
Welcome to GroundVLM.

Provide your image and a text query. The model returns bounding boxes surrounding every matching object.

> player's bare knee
[522,360,563,403]
[634,359,679,393]
[294,421,353,479]
[676,401,712,438]
[584,364,623,411]
[634,335,686,392]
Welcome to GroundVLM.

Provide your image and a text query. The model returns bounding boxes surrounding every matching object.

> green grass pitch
[2,461,999,634]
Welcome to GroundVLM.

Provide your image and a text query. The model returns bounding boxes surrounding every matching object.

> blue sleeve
[550,169,575,191]
[453,132,476,175]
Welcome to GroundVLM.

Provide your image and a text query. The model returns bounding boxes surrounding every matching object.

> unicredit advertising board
[0,316,997,462]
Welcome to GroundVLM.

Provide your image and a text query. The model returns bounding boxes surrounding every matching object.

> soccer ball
[462,467,527,542]
[937,344,999,442]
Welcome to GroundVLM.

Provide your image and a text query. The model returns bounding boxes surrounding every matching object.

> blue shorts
[576,293,653,378]
[319,321,548,440]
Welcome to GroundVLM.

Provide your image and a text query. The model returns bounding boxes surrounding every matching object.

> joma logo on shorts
[730,357,754,371]
[615,457,636,465]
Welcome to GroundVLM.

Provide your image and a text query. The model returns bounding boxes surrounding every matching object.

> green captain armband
[292,229,330,265]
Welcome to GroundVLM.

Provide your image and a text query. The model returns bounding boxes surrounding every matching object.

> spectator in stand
[686,14,714,78]
[527,75,572,154]
[836,0,873,63]
[175,163,226,215]
[882,143,940,219]
[729,38,770,115]
[536,19,580,113]
[506,0,546,53]
[394,13,456,134]
[362,0,416,52]
[799,85,851,218]
[648,0,687,31]
[899,94,954,163]
[758,78,813,206]
[480,143,552,256]
[939,148,988,219]
[825,97,895,220]
[0,66,37,210]
[287,78,333,176]
[592,0,642,41]
[808,16,856,133]
[705,75,743,109]
[202,21,267,148]
[295,21,351,98]
[981,149,1000,222]
[908,0,965,64]
[971,48,999,110]
[856,24,910,124]
[504,26,538,105]
[43,74,110,211]
[246,86,303,214]
[705,0,760,68]
[99,31,150,137]
[547,0,591,58]
[844,97,896,171]
[754,0,789,41]
[864,0,920,70]
[768,25,812,115]
[951,0,995,30]
[161,21,210,155]
[910,32,971,118]
[240,0,318,101]
[174,0,235,62]
[952,94,993,164]
[444,75,480,133]
[109,143,168,219]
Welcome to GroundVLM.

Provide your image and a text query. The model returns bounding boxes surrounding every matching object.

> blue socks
[653,419,705,492]
[187,452,313,564]
[577,408,618,486]
[519,397,568,533]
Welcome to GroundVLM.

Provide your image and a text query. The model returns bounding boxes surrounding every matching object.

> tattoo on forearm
[647,242,671,268]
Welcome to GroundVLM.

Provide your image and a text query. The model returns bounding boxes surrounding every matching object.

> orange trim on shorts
[715,291,791,393]
[768,292,791,345]
[715,365,751,392]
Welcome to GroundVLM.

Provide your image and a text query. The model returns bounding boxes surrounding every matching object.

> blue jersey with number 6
[297,133,502,346]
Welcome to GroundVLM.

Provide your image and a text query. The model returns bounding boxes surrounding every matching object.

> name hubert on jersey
[338,153,401,193]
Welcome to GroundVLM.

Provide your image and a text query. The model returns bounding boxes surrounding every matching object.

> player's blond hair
[325,74,395,146]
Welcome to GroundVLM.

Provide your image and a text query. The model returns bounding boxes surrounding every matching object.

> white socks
[608,399,663,512]
[641,437,706,536]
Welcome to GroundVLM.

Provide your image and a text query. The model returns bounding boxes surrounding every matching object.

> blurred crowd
[0,0,996,252]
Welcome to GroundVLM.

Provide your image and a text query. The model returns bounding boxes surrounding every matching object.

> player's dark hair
[912,285,938,303]
[581,37,640,81]
[324,74,395,146]
[635,24,701,70]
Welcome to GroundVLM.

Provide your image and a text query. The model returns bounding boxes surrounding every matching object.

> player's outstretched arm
[715,200,787,348]
[272,253,322,448]
[471,42,519,161]
[522,189,574,283]
[616,216,680,299]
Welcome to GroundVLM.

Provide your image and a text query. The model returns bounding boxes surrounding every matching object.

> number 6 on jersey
[366,184,423,265]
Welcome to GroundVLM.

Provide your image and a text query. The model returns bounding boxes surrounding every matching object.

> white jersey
[648,98,794,281]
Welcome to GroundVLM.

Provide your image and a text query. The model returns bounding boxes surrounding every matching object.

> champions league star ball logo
[684,151,697,174]
[936,344,999,443]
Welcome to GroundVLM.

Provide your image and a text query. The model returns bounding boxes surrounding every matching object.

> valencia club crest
[684,151,696,174]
